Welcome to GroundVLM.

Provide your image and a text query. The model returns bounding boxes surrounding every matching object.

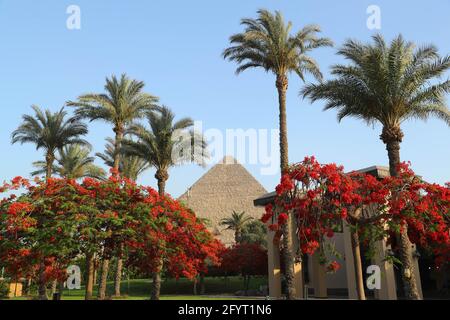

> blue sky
[0,0,449,197]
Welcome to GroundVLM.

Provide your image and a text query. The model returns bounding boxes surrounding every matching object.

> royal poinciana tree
[223,9,332,299]
[0,174,221,300]
[264,156,449,300]
[302,35,450,299]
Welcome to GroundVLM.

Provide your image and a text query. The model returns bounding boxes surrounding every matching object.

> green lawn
[5,276,267,300]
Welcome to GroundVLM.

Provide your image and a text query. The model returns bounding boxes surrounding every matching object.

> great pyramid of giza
[178,156,268,246]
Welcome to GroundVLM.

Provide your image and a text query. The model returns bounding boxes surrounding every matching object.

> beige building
[178,156,267,246]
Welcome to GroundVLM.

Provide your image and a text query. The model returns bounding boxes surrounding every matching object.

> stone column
[291,217,303,299]
[373,239,397,300]
[411,244,423,299]
[343,221,358,299]
[267,229,282,298]
[311,253,327,298]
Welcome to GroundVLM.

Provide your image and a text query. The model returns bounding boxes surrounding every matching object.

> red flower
[327,261,340,273]
[277,213,289,225]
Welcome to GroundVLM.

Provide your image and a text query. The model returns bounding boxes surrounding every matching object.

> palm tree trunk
[110,127,124,297]
[85,254,95,300]
[350,229,366,300]
[37,152,55,300]
[235,229,241,244]
[45,152,54,180]
[113,244,124,297]
[276,75,289,171]
[155,169,168,196]
[276,74,295,300]
[381,126,421,300]
[37,262,48,300]
[150,169,169,300]
[151,259,163,300]
[98,258,110,300]
[113,126,124,172]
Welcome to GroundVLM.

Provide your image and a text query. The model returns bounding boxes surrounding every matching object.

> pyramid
[178,156,268,246]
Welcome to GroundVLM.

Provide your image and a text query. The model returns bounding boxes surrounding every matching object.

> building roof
[178,156,268,246]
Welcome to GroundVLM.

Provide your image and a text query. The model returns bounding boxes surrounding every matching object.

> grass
[5,276,267,301]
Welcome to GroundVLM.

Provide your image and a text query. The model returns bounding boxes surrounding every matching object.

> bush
[0,281,10,299]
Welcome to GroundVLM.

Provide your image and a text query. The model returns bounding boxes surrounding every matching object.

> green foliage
[223,9,332,80]
[220,211,253,243]
[67,74,158,130]
[96,137,149,181]
[240,220,267,248]
[302,34,450,129]
[122,106,209,173]
[32,144,105,180]
[0,281,9,298]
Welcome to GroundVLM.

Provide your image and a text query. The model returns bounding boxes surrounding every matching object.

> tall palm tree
[96,137,149,181]
[302,34,450,300]
[67,73,158,172]
[11,105,89,300]
[67,74,158,299]
[32,144,105,180]
[12,106,89,180]
[223,9,332,299]
[123,105,208,300]
[220,211,253,243]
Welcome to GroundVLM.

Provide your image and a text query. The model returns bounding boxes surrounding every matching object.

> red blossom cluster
[264,156,450,270]
[219,243,267,276]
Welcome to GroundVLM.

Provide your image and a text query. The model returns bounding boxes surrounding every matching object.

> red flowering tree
[1,175,222,301]
[127,189,223,299]
[265,156,450,300]
[0,177,93,299]
[220,243,268,294]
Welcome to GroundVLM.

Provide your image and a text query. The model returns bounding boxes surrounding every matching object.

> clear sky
[0,0,449,197]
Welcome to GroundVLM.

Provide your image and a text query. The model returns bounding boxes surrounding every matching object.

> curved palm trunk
[151,169,169,300]
[381,126,421,300]
[276,74,296,300]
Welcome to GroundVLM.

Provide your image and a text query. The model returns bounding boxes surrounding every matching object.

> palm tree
[96,137,149,181]
[302,34,450,300]
[223,9,332,299]
[220,211,253,243]
[67,74,158,299]
[11,105,89,300]
[67,73,158,172]
[32,144,105,180]
[122,105,208,300]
